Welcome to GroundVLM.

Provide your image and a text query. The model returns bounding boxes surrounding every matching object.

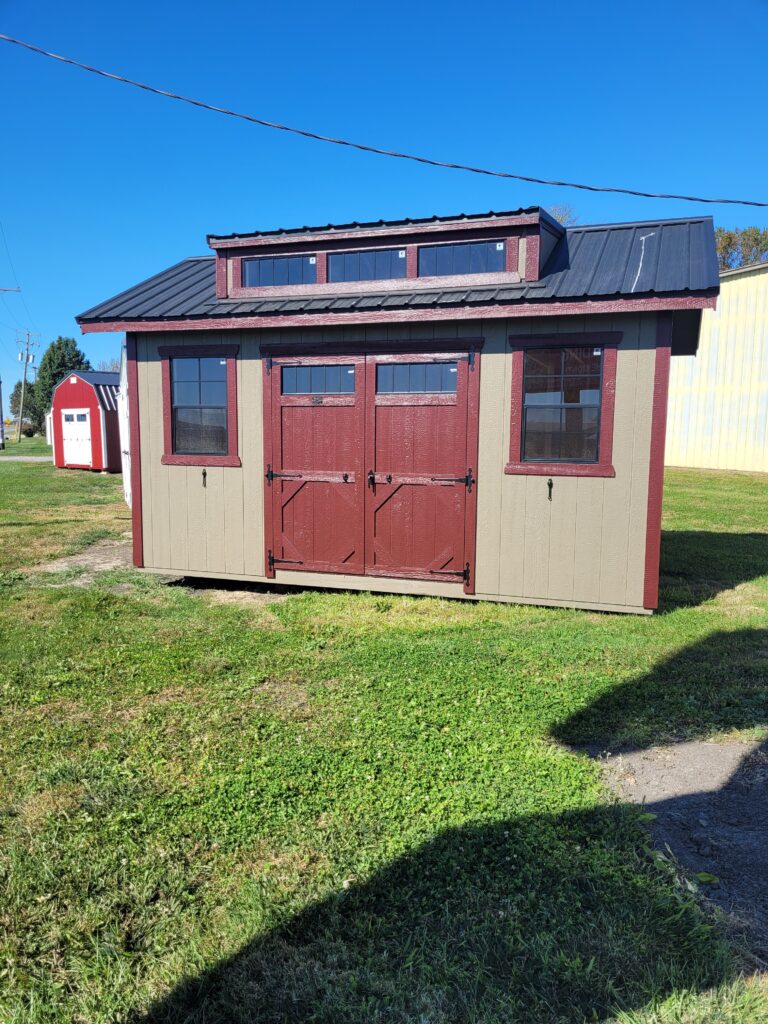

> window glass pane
[374,250,390,280]
[393,364,410,392]
[173,381,199,407]
[282,367,297,394]
[418,247,437,277]
[418,241,506,278]
[377,361,458,393]
[173,407,201,452]
[408,363,426,392]
[564,347,602,376]
[360,251,376,281]
[171,357,199,382]
[523,408,562,461]
[64,414,74,422]
[280,364,355,394]
[563,375,601,405]
[561,407,599,461]
[243,255,316,287]
[525,349,562,376]
[452,243,471,275]
[201,381,227,406]
[76,413,87,422]
[435,246,453,276]
[524,375,562,405]
[173,407,228,455]
[199,407,228,454]
[327,253,344,282]
[424,363,442,392]
[200,357,227,381]
[377,364,394,392]
[488,241,506,271]
[442,363,459,391]
[393,249,407,278]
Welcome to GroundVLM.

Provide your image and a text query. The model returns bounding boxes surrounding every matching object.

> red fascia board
[208,214,542,250]
[79,293,718,335]
[643,316,673,610]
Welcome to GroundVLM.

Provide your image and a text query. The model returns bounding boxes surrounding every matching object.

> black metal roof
[73,371,120,386]
[207,207,542,243]
[53,370,120,411]
[77,216,718,326]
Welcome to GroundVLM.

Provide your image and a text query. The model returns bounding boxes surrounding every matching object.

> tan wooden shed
[77,208,718,613]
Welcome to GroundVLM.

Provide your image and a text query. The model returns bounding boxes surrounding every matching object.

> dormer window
[328,248,407,283]
[242,255,317,287]
[418,240,506,277]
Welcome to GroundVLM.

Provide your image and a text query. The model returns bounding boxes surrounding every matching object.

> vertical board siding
[137,311,657,610]
[666,265,768,471]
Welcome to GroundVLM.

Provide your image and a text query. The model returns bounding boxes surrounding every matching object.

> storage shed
[50,370,121,472]
[76,208,719,613]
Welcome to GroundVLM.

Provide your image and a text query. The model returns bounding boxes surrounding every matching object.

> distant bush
[22,427,34,437]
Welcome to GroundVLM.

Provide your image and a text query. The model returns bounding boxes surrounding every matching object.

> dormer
[207,207,564,301]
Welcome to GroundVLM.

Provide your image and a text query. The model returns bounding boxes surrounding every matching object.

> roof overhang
[80,292,717,334]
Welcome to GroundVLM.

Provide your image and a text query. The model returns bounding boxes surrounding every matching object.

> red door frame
[262,340,482,592]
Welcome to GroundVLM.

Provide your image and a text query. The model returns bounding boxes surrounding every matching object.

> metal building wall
[666,264,768,472]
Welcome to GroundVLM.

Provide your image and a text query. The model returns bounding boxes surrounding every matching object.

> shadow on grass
[133,630,767,1023]
[659,530,768,612]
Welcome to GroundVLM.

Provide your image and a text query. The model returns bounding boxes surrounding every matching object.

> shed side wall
[135,312,657,610]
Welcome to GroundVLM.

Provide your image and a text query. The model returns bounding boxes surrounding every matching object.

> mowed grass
[0,466,766,1023]
[0,461,127,570]
[0,434,52,457]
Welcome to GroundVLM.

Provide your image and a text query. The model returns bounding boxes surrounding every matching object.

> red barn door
[364,353,476,588]
[266,356,366,574]
[264,349,479,591]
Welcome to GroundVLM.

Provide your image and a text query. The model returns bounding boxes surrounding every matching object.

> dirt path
[602,739,768,959]
[41,537,135,584]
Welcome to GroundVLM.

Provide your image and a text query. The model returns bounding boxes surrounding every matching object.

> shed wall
[134,311,658,611]
[666,265,768,472]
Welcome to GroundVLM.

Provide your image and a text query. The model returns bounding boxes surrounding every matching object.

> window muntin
[242,255,317,287]
[171,356,228,455]
[282,364,355,395]
[418,240,505,278]
[327,248,407,283]
[376,361,458,394]
[522,347,602,463]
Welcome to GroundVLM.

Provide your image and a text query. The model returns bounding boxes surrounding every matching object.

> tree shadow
[133,629,767,1023]
[659,529,768,612]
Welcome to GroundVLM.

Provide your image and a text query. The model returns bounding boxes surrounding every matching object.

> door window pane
[376,361,458,393]
[281,364,355,395]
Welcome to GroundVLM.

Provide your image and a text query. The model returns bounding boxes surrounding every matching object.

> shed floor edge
[140,565,652,615]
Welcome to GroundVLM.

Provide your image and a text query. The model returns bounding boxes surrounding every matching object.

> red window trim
[158,343,241,467]
[505,332,621,478]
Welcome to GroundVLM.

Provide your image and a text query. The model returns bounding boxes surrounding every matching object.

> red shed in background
[50,371,121,472]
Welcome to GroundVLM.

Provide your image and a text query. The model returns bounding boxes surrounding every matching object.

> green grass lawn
[0,461,128,570]
[0,466,766,1023]
[0,434,52,456]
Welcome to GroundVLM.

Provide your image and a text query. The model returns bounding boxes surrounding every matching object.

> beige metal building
[666,261,768,472]
[77,208,719,614]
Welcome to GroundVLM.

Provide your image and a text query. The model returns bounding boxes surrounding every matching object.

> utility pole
[15,330,39,443]
[0,288,21,448]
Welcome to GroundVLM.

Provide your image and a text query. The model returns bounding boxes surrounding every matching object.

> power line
[1,32,767,210]
[0,218,39,331]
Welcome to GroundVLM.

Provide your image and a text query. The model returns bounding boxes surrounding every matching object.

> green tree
[715,226,768,271]
[35,337,92,417]
[9,379,44,432]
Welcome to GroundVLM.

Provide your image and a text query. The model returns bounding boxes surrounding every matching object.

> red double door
[264,350,479,592]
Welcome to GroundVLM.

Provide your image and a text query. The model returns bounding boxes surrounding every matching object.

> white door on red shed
[62,409,92,467]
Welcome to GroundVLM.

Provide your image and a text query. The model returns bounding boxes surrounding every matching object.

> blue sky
[1,0,767,392]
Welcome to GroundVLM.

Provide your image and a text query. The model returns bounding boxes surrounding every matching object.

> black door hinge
[428,562,470,584]
[429,468,474,492]
[268,550,304,571]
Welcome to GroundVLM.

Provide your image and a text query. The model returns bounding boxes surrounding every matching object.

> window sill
[504,461,615,478]
[162,454,242,467]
